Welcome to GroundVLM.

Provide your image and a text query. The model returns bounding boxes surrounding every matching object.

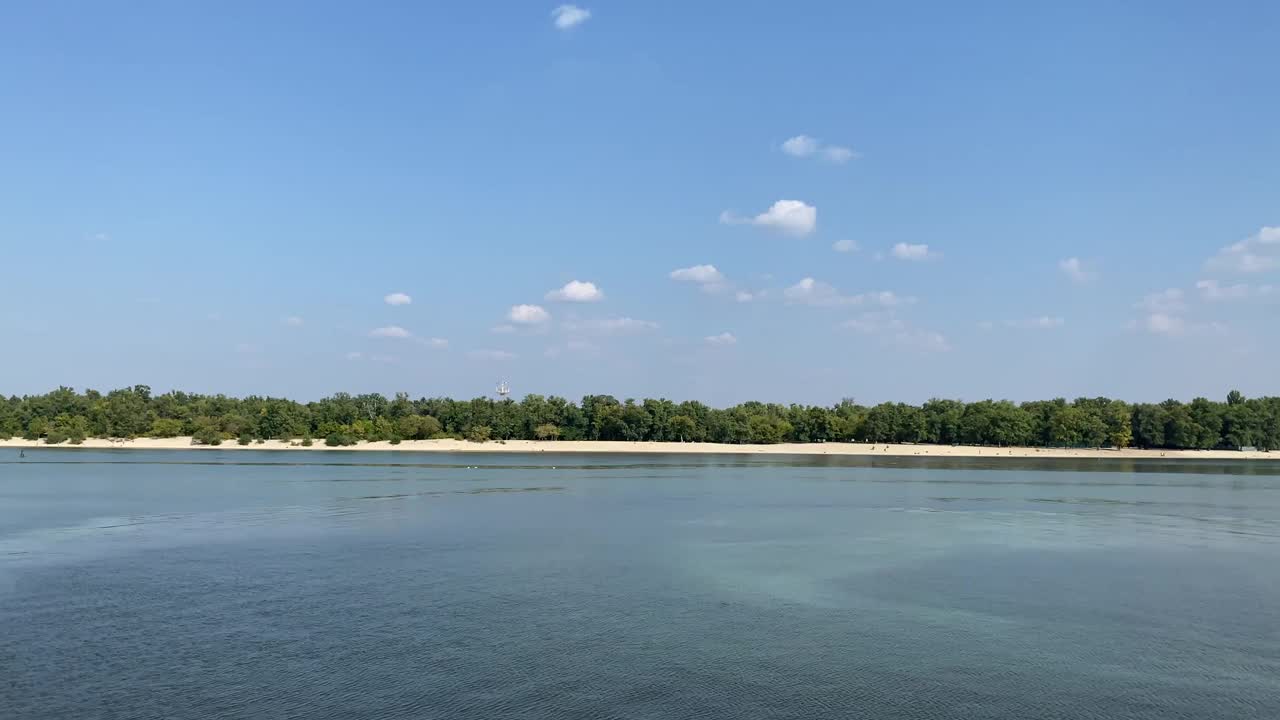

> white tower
[496,381,510,399]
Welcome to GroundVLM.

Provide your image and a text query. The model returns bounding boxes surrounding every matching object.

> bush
[465,425,492,443]
[149,418,184,438]
[44,429,68,445]
[300,436,314,447]
[535,423,560,441]
[325,432,357,447]
[237,433,252,446]
[255,438,266,444]
[193,426,223,446]
[388,435,402,445]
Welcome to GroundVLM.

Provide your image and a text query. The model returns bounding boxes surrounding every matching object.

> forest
[3,386,1279,451]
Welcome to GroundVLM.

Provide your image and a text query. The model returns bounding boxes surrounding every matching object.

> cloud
[705,332,737,345]
[781,135,819,157]
[594,317,659,333]
[1006,316,1065,329]
[562,317,659,335]
[370,325,411,338]
[282,316,304,327]
[384,292,412,306]
[832,239,858,253]
[234,343,260,354]
[780,135,859,164]
[842,312,905,334]
[428,337,449,348]
[552,4,590,29]
[842,312,946,352]
[545,280,604,303]
[734,290,756,302]
[784,278,913,307]
[1135,288,1186,314]
[720,200,817,236]
[893,330,951,353]
[1058,257,1093,283]
[891,242,939,261]
[1144,313,1185,336]
[977,320,996,331]
[545,339,600,358]
[345,351,363,360]
[508,304,551,325]
[670,264,724,284]
[823,146,857,163]
[1205,226,1280,274]
[1196,279,1274,301]
[785,278,858,306]
[670,264,728,293]
[469,349,517,361]
[491,324,517,334]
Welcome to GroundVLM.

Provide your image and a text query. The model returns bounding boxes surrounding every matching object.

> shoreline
[0,437,1274,460]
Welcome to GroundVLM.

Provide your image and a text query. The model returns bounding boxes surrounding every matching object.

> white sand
[0,437,1272,460]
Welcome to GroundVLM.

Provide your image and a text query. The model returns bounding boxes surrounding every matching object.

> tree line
[3,386,1278,450]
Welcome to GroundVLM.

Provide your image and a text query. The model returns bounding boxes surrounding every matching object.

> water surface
[3,450,1279,719]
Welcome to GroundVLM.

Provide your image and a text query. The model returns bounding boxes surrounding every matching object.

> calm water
[3,450,1280,719]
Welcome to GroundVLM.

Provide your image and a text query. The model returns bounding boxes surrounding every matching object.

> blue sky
[1,1,1277,405]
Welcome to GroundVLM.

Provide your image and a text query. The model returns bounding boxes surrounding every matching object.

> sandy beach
[0,437,1273,460]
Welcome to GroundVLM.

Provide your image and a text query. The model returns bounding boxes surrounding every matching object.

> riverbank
[0,437,1273,459]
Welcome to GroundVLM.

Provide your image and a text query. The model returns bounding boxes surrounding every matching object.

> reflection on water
[2,450,1279,719]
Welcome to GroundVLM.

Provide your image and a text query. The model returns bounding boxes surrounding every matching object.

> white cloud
[234,343,259,354]
[670,264,728,293]
[720,200,817,237]
[1006,316,1065,329]
[705,332,737,345]
[345,351,363,360]
[491,324,517,334]
[784,278,913,308]
[823,146,857,163]
[595,317,658,333]
[785,278,858,306]
[563,317,660,335]
[1195,279,1272,301]
[508,304,551,325]
[282,316,304,327]
[1205,226,1280,274]
[1135,288,1186,314]
[670,264,724,283]
[384,292,412,306]
[781,135,819,157]
[734,290,755,303]
[545,280,604,303]
[551,4,590,29]
[546,339,601,358]
[469,349,516,361]
[891,242,939,261]
[977,320,996,331]
[1058,257,1093,283]
[893,330,951,353]
[1145,313,1185,336]
[370,325,411,338]
[780,135,859,164]
[832,239,858,253]
[842,312,905,334]
[427,337,448,348]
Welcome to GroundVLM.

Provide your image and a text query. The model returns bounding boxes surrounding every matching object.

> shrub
[388,436,402,445]
[149,418,184,438]
[325,432,357,447]
[535,423,560,441]
[44,429,68,445]
[465,425,492,443]
[193,426,223,446]
[237,433,252,446]
[300,436,314,447]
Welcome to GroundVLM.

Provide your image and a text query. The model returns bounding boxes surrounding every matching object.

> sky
[1,1,1277,406]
